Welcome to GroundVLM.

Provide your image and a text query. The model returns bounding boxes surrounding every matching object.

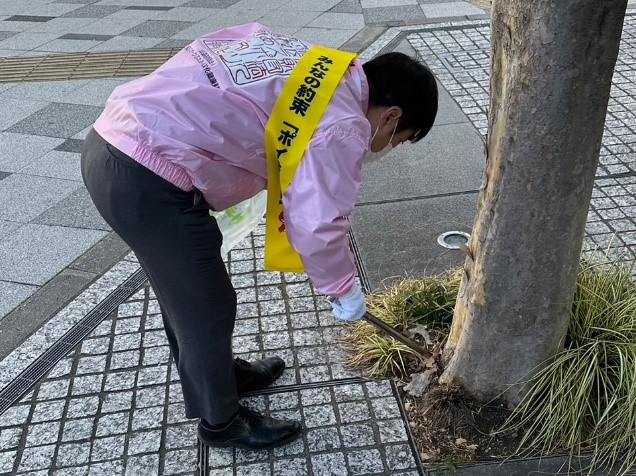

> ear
[382,106,403,124]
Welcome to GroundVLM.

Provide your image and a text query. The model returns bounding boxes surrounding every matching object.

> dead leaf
[404,370,433,397]
[467,444,479,451]
[405,401,412,411]
[422,356,436,368]
[420,452,433,460]
[406,324,433,345]
[455,438,467,445]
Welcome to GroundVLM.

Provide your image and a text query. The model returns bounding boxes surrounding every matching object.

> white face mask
[363,119,398,164]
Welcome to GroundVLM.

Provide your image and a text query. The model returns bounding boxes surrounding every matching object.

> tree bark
[440,0,627,404]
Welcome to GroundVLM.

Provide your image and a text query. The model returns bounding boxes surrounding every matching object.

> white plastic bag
[210,190,267,256]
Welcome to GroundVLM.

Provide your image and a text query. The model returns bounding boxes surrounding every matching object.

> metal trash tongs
[363,311,432,359]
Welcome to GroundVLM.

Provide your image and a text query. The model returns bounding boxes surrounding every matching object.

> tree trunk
[440,0,627,404]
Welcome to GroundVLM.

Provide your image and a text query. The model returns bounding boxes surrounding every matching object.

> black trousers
[81,129,239,424]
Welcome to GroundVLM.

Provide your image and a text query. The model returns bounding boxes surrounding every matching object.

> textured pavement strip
[0,224,420,476]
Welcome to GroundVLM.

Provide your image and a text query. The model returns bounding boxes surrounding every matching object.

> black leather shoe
[198,405,302,450]
[234,357,285,394]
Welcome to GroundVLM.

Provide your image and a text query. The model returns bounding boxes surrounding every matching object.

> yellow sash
[264,45,357,272]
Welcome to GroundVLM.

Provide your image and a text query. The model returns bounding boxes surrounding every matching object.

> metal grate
[0,48,181,83]
[0,268,147,415]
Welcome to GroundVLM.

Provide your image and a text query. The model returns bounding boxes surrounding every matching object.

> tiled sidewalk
[3,2,636,476]
[403,14,636,263]
[0,0,488,343]
[0,225,420,475]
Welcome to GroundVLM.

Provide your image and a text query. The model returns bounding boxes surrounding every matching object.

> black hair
[362,52,438,143]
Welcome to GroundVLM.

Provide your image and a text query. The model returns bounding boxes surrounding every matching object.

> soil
[396,353,525,470]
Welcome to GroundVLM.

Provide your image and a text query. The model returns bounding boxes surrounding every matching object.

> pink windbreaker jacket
[93,22,372,298]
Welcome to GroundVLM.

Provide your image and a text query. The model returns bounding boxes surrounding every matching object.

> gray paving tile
[0,97,50,131]
[54,0,100,3]
[348,448,385,473]
[88,35,163,51]
[153,38,192,49]
[351,193,478,288]
[434,81,471,125]
[358,122,484,203]
[0,31,15,41]
[67,125,97,139]
[56,441,91,467]
[33,187,110,231]
[310,452,347,476]
[55,139,85,153]
[28,17,99,33]
[0,280,38,319]
[306,11,365,29]
[18,444,56,472]
[4,15,55,22]
[182,0,239,6]
[61,418,93,443]
[0,220,19,240]
[361,0,417,6]
[72,18,146,36]
[64,78,130,106]
[0,426,22,450]
[0,31,60,50]
[0,132,64,173]
[123,5,175,11]
[2,79,91,105]
[153,6,216,22]
[98,7,164,22]
[18,150,82,182]
[284,0,342,10]
[18,2,83,16]
[259,9,322,28]
[122,20,194,37]
[0,223,106,285]
[6,103,103,139]
[59,33,114,41]
[330,0,363,13]
[170,17,235,40]
[293,27,358,49]
[364,4,427,24]
[61,4,123,18]
[0,20,38,33]
[0,173,82,222]
[421,1,484,17]
[37,38,104,52]
[0,84,15,95]
[0,450,16,473]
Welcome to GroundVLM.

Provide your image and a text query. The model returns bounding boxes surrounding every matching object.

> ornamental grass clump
[505,259,636,475]
[344,258,636,473]
[342,269,461,377]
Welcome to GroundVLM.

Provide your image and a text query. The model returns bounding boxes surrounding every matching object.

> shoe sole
[199,426,302,451]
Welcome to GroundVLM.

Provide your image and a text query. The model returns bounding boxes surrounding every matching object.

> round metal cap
[437,231,470,249]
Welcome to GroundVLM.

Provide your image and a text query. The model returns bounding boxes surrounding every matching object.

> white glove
[331,282,367,321]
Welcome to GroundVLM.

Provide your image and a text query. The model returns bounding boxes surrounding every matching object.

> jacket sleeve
[282,129,367,298]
